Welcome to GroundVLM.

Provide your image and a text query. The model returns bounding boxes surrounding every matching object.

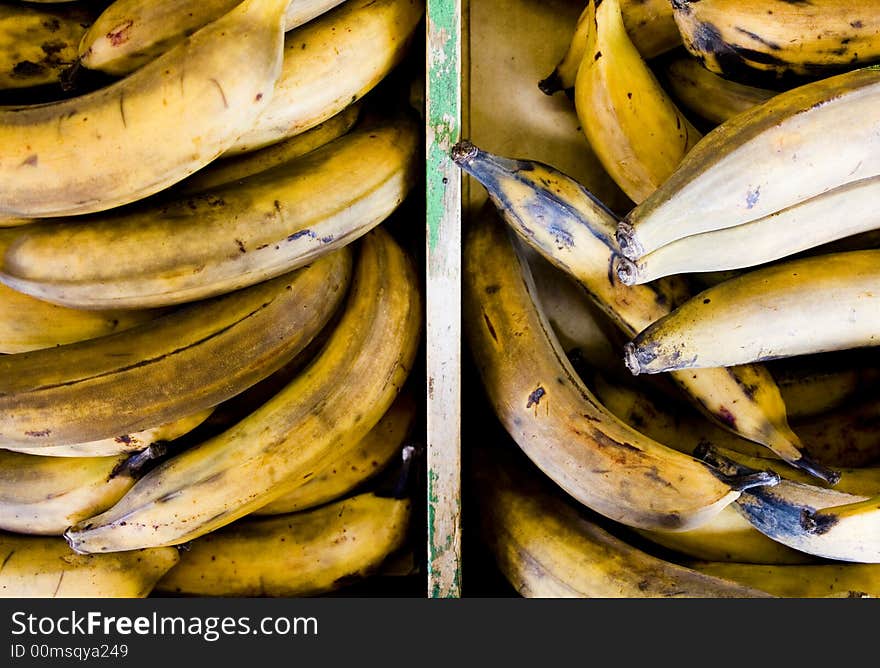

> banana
[573,0,701,204]
[615,66,880,261]
[688,561,880,598]
[624,249,880,374]
[0,0,290,219]
[616,176,880,285]
[226,0,424,155]
[0,114,417,309]
[254,392,416,515]
[539,0,681,95]
[79,0,349,77]
[452,141,836,483]
[473,443,774,597]
[462,205,778,532]
[3,408,214,458]
[792,396,880,468]
[64,227,421,553]
[671,0,880,85]
[175,102,360,195]
[0,446,164,535]
[155,490,411,596]
[661,54,776,125]
[0,2,96,89]
[0,281,162,353]
[0,249,351,448]
[0,533,178,598]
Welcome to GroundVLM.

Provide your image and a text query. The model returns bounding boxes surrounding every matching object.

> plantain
[688,561,880,598]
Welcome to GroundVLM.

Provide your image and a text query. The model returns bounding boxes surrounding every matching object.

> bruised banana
[0,249,351,448]
[688,561,880,598]
[624,250,880,374]
[0,534,178,598]
[452,142,835,483]
[661,54,775,125]
[0,0,290,219]
[539,0,681,94]
[227,0,424,155]
[616,176,880,285]
[616,66,880,261]
[0,1,96,89]
[573,0,701,204]
[0,281,161,353]
[79,0,348,77]
[175,103,361,195]
[65,228,421,553]
[462,207,777,532]
[473,444,773,598]
[0,446,164,535]
[0,114,417,309]
[254,392,416,515]
[672,0,880,85]
[156,490,411,596]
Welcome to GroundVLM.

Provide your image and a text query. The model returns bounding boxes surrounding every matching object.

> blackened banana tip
[538,71,563,96]
[615,220,642,260]
[451,140,479,165]
[729,469,780,493]
[614,255,639,286]
[795,454,842,487]
[622,341,642,376]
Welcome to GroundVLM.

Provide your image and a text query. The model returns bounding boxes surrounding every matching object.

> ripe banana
[616,176,880,285]
[0,281,161,353]
[0,446,163,535]
[463,205,778,532]
[573,0,701,204]
[0,114,417,309]
[452,141,835,483]
[0,249,351,448]
[175,102,361,195]
[156,490,411,596]
[615,66,880,261]
[539,0,681,95]
[473,443,774,597]
[0,1,96,89]
[688,561,880,598]
[79,0,349,77]
[226,0,424,155]
[254,392,416,515]
[65,227,421,553]
[661,54,775,125]
[0,533,178,598]
[3,408,214,458]
[624,249,880,374]
[0,0,289,218]
[671,0,880,85]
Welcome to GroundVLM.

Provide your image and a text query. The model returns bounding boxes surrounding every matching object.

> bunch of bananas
[455,0,880,597]
[0,0,426,598]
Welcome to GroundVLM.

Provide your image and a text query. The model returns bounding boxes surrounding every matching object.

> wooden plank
[425,0,463,598]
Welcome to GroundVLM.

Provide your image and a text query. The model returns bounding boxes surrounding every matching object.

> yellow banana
[474,443,774,597]
[688,561,880,598]
[616,176,880,285]
[0,533,178,598]
[573,0,701,204]
[65,227,421,553]
[0,114,417,309]
[452,141,836,483]
[79,0,349,77]
[254,392,416,515]
[175,102,361,194]
[672,0,880,85]
[0,0,289,218]
[616,66,880,261]
[156,490,411,596]
[0,2,96,89]
[661,54,775,125]
[624,249,880,374]
[226,0,424,155]
[0,249,351,448]
[539,0,681,95]
[3,408,214,458]
[0,281,162,353]
[462,205,778,533]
